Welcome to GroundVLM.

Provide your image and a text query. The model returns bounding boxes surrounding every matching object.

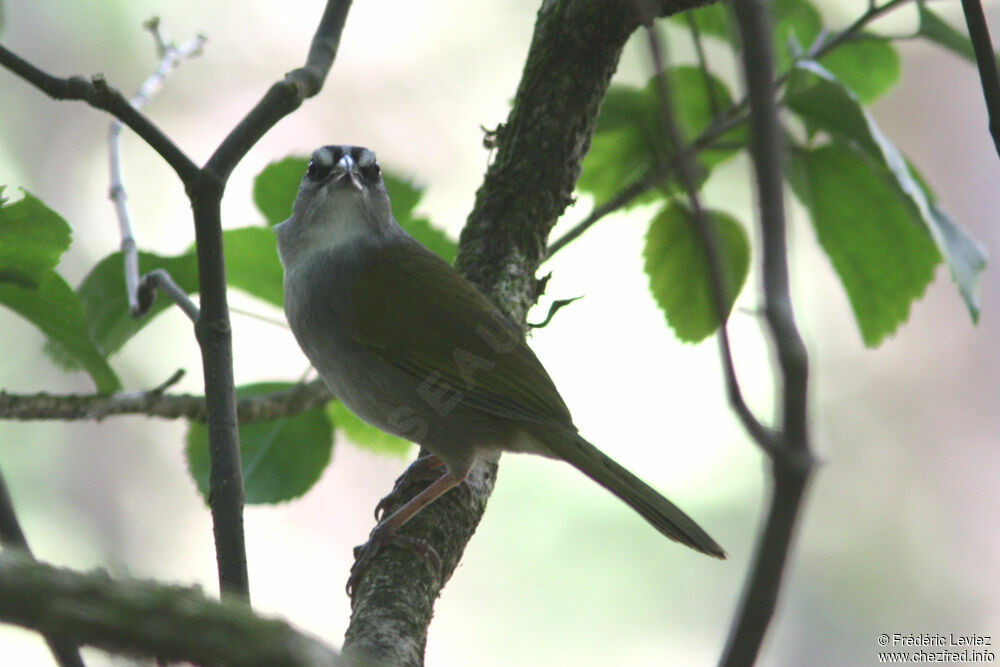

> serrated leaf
[818,36,900,103]
[223,226,284,307]
[793,146,941,346]
[643,202,750,343]
[579,66,744,207]
[186,382,334,504]
[787,61,987,322]
[328,401,411,457]
[253,157,308,226]
[0,271,120,393]
[0,190,72,288]
[71,250,199,359]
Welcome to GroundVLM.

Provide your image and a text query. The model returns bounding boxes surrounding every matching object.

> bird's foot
[374,454,446,520]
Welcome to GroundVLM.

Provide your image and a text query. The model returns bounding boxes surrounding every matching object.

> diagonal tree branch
[0,553,341,666]
[0,0,354,602]
[959,0,1000,160]
[0,474,85,667]
[342,1,714,663]
[0,43,200,185]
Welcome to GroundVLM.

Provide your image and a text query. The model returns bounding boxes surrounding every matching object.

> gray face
[277,145,395,263]
[305,145,382,191]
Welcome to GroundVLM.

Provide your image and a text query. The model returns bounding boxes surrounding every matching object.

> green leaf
[771,0,823,70]
[917,2,976,63]
[223,226,284,308]
[787,61,987,322]
[792,145,941,346]
[70,250,199,359]
[671,3,732,41]
[185,382,334,504]
[328,401,412,457]
[0,271,120,393]
[673,0,821,69]
[0,190,72,288]
[818,36,900,103]
[253,157,308,226]
[382,173,457,263]
[579,66,744,207]
[643,202,750,343]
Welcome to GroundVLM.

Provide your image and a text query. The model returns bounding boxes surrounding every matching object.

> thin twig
[686,11,722,118]
[137,270,200,321]
[0,45,199,185]
[0,473,87,667]
[109,18,206,315]
[959,0,1000,160]
[643,24,773,452]
[546,167,664,257]
[186,0,351,601]
[546,0,914,258]
[719,0,814,663]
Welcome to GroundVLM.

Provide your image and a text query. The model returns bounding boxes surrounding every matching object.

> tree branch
[341,1,711,663]
[0,379,331,423]
[0,554,341,666]
[0,474,85,667]
[0,44,199,185]
[109,19,206,317]
[0,1,354,601]
[720,0,814,663]
[959,0,1000,160]
[203,0,351,182]
[185,2,350,601]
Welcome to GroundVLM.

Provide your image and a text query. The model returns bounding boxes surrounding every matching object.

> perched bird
[275,145,724,589]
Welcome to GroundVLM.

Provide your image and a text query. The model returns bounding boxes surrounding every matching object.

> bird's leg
[374,452,446,520]
[348,464,470,596]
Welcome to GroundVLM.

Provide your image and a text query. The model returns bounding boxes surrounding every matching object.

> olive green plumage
[275,145,725,563]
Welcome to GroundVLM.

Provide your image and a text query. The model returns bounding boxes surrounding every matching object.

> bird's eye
[360,162,381,182]
[306,160,323,180]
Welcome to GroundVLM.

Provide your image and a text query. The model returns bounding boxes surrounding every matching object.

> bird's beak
[334,154,364,191]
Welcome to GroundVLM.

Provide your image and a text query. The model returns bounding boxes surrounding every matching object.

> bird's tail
[545,431,726,559]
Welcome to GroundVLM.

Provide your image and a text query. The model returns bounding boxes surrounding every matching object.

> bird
[274,145,725,591]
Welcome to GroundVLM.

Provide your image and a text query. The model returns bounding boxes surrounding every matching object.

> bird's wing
[346,240,573,427]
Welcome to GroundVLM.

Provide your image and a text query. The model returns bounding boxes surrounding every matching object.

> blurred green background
[0,0,998,664]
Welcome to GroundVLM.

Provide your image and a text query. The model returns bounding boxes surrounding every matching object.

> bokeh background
[0,0,997,664]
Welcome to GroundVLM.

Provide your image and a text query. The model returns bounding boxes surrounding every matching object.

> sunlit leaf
[818,36,900,103]
[69,250,199,360]
[643,202,750,343]
[579,66,743,207]
[791,146,941,346]
[1,271,120,393]
[0,189,71,288]
[787,61,986,322]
